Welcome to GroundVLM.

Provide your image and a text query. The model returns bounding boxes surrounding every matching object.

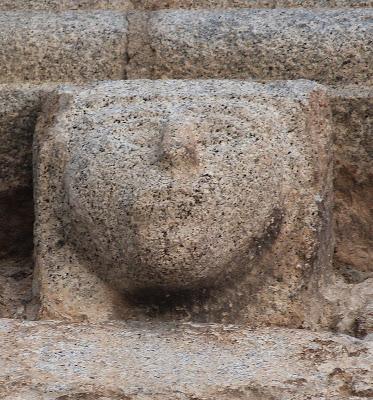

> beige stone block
[0,319,372,399]
[34,80,333,328]
[1,0,372,10]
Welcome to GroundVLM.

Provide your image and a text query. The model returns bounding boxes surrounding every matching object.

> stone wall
[0,2,372,398]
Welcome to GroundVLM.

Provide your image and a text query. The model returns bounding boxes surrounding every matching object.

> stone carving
[34,80,332,327]
[0,1,372,397]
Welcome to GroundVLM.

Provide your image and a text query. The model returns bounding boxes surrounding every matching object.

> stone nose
[159,117,199,168]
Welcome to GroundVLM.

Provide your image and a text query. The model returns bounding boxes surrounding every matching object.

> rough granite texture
[0,11,128,83]
[1,0,372,10]
[0,84,53,259]
[127,9,373,85]
[0,84,371,334]
[0,1,371,398]
[330,87,373,281]
[0,10,371,84]
[0,85,55,319]
[0,319,372,400]
[0,0,134,10]
[33,80,334,328]
[136,0,373,9]
[325,87,373,339]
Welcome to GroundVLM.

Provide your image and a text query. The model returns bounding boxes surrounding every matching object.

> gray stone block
[0,11,128,83]
[127,9,373,84]
[1,0,372,10]
[135,0,373,9]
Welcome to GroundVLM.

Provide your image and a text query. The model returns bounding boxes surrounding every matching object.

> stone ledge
[1,0,372,10]
[136,0,373,9]
[0,0,134,10]
[139,0,373,10]
[127,9,373,84]
[0,9,371,84]
[0,319,372,399]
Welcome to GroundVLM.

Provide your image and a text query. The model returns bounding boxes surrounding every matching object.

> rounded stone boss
[34,80,332,324]
[65,102,286,293]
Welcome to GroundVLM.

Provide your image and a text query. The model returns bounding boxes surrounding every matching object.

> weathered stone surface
[1,10,370,85]
[135,0,373,9]
[0,85,51,198]
[330,86,373,281]
[127,9,373,85]
[0,84,53,260]
[0,84,53,319]
[318,86,373,339]
[0,1,370,398]
[0,12,128,83]
[1,83,370,328]
[0,319,372,399]
[0,0,134,10]
[0,257,34,319]
[34,80,333,328]
[320,273,373,338]
[2,0,371,10]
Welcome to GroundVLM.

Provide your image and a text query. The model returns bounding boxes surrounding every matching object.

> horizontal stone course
[136,0,373,9]
[0,9,371,84]
[0,319,372,399]
[0,11,128,83]
[1,0,372,9]
[127,9,373,85]
[0,0,134,10]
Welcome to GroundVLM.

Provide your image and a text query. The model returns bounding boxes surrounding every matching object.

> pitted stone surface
[0,11,128,83]
[0,319,372,400]
[34,80,333,326]
[64,90,288,292]
[0,1,371,398]
[0,0,134,10]
[0,84,53,199]
[136,0,373,8]
[1,0,371,10]
[330,87,373,281]
[0,85,56,319]
[127,9,373,84]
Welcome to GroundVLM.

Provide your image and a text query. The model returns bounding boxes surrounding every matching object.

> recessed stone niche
[33,79,333,328]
